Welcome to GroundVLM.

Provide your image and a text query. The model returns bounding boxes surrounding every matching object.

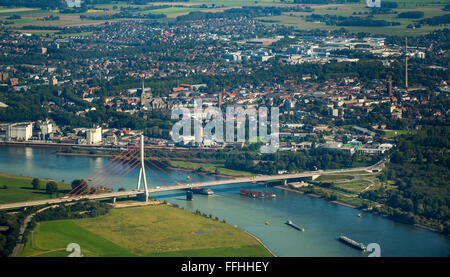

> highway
[0,161,385,211]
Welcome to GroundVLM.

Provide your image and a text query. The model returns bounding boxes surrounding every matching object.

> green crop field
[21,205,271,257]
[0,7,38,14]
[383,129,408,137]
[316,174,355,182]
[0,173,71,204]
[60,31,93,37]
[1,0,447,35]
[258,1,449,36]
[145,7,206,15]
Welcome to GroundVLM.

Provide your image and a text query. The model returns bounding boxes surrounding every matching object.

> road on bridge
[0,162,385,211]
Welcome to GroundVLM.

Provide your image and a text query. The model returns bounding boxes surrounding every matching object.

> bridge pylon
[137,135,149,202]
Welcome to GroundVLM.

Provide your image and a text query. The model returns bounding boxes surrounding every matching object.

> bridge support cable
[68,147,140,197]
[71,148,140,197]
[144,138,235,179]
[89,158,142,197]
[64,139,139,196]
[75,151,141,197]
[65,141,140,197]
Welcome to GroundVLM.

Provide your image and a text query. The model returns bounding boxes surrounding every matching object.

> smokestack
[218,91,223,109]
[387,77,392,97]
[405,37,408,90]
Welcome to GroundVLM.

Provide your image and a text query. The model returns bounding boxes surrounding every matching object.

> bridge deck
[0,165,382,211]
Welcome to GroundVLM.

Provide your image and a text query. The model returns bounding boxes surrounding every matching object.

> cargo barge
[191,187,214,195]
[240,189,276,199]
[338,235,366,251]
[285,220,304,232]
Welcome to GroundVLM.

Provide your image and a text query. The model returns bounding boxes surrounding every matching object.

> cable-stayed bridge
[0,136,385,210]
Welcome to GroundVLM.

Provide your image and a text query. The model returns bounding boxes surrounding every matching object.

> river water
[0,145,448,257]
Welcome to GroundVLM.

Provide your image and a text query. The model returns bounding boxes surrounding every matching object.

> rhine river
[0,146,448,257]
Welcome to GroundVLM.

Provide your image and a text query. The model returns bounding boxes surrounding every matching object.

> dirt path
[360,179,375,193]
[10,205,58,257]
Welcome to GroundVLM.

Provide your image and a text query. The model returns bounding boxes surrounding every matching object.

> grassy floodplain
[21,220,135,257]
[283,170,382,207]
[21,205,272,257]
[167,159,253,177]
[0,173,71,204]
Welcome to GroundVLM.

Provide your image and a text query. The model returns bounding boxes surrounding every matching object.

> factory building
[86,126,102,144]
[6,123,33,141]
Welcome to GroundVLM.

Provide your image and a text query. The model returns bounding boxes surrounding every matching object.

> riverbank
[1,141,89,149]
[242,230,277,257]
[54,149,251,178]
[167,159,253,178]
[1,142,253,178]
[275,185,356,206]
[330,200,359,209]
[56,152,116,158]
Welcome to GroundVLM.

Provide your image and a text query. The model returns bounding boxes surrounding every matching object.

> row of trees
[187,147,380,175]
[306,14,400,27]
[177,5,313,22]
[418,14,450,26]
[398,11,424,19]
[0,210,27,257]
[0,0,66,9]
[34,200,111,221]
[31,178,58,195]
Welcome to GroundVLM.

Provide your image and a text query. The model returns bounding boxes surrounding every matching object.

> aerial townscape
[0,0,448,264]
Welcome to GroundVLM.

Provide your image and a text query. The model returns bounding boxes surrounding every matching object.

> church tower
[140,79,146,106]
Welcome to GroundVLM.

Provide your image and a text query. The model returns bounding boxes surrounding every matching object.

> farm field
[258,2,449,36]
[0,1,447,36]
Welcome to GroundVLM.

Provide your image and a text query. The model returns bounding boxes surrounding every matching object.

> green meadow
[0,173,71,204]
[144,7,206,15]
[21,220,135,257]
[167,159,253,177]
[383,130,408,137]
[21,205,272,257]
